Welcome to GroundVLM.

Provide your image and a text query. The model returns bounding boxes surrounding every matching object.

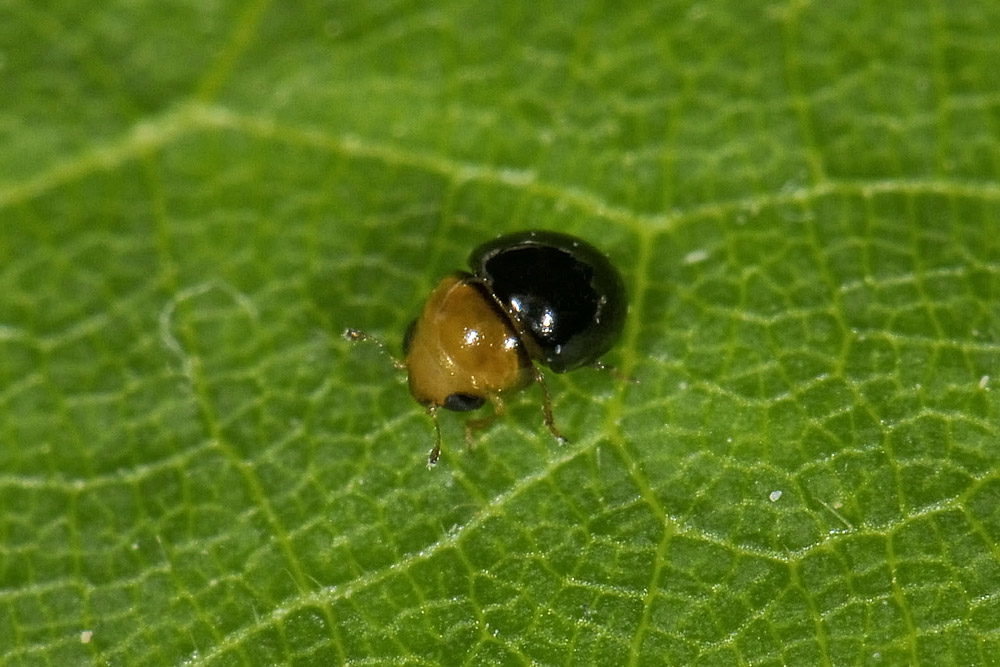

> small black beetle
[348,230,627,466]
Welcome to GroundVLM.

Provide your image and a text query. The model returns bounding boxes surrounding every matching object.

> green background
[2,1,999,665]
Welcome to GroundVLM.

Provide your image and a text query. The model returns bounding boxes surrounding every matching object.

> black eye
[402,318,417,355]
[443,393,486,412]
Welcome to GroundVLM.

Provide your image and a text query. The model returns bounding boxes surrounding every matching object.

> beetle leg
[535,368,568,444]
[426,405,442,467]
[464,395,504,446]
[343,328,406,370]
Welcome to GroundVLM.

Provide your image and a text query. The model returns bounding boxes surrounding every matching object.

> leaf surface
[2,1,999,665]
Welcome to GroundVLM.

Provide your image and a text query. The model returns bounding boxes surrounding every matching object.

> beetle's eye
[402,318,417,354]
[443,393,486,412]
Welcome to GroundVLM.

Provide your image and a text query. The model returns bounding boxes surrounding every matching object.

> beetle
[346,230,627,466]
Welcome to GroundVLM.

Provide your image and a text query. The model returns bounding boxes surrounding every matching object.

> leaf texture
[1,1,999,665]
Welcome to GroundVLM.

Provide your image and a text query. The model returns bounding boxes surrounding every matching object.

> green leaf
[2,1,999,664]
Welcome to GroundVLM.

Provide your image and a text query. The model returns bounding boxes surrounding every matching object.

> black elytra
[469,230,628,374]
